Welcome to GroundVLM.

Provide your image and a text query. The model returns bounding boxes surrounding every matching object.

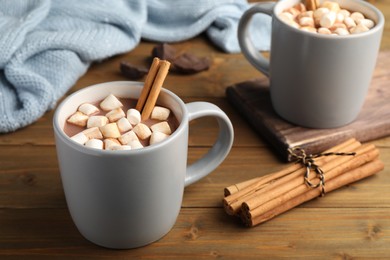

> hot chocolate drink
[64,94,179,150]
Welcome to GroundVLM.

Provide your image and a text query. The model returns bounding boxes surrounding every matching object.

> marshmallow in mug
[66,93,173,150]
[279,1,375,35]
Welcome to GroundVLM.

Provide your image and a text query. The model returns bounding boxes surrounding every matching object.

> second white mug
[238,0,384,128]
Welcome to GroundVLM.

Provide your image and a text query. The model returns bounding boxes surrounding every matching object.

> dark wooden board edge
[226,80,290,161]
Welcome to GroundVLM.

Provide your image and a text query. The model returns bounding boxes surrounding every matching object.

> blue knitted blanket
[0,0,270,133]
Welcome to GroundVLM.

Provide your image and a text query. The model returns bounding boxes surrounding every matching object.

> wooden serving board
[226,51,390,161]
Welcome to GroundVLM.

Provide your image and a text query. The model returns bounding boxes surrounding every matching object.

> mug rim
[53,81,188,157]
[273,0,385,39]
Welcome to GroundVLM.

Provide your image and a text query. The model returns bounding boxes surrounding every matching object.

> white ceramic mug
[238,0,384,128]
[53,81,234,249]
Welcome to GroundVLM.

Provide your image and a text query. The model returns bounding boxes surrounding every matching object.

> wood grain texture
[226,51,390,161]
[0,208,389,259]
[0,1,389,258]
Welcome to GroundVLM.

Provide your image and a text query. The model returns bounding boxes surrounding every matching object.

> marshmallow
[127,108,141,125]
[336,12,345,23]
[70,132,88,145]
[111,145,132,151]
[344,17,356,29]
[359,18,375,29]
[287,7,300,18]
[321,1,340,13]
[335,27,350,36]
[338,9,351,18]
[293,3,306,13]
[100,94,123,111]
[318,27,332,34]
[82,126,103,139]
[299,10,313,19]
[313,7,329,20]
[117,117,133,132]
[67,111,88,127]
[133,123,152,140]
[151,106,171,121]
[320,11,336,28]
[150,121,172,135]
[106,108,125,122]
[150,132,169,145]
[279,12,300,28]
[299,16,314,27]
[87,115,108,128]
[330,22,347,31]
[85,139,104,149]
[78,103,99,116]
[350,12,365,23]
[104,138,121,150]
[279,12,294,23]
[129,140,144,149]
[350,23,369,34]
[300,26,317,33]
[118,130,139,145]
[100,123,121,138]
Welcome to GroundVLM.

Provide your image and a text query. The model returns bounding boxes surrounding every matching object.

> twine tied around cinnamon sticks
[223,138,384,227]
[287,147,356,196]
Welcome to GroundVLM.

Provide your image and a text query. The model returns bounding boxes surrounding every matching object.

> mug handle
[238,2,275,77]
[184,102,234,187]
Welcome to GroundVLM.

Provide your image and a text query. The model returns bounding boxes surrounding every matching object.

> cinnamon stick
[305,0,318,11]
[224,176,264,197]
[141,60,171,120]
[223,163,303,215]
[136,57,160,112]
[247,159,384,227]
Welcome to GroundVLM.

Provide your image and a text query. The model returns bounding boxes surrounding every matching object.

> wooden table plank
[0,208,389,259]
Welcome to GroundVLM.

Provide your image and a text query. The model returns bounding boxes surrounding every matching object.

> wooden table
[1,1,389,259]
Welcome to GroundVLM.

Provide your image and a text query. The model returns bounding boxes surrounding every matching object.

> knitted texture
[0,0,270,133]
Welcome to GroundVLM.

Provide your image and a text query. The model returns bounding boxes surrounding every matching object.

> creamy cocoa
[64,97,179,149]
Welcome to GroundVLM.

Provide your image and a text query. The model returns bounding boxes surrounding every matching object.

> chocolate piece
[172,52,211,74]
[120,61,148,80]
[152,43,177,61]
[151,43,211,74]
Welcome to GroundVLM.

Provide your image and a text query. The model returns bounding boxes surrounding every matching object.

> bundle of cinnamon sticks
[223,138,384,227]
